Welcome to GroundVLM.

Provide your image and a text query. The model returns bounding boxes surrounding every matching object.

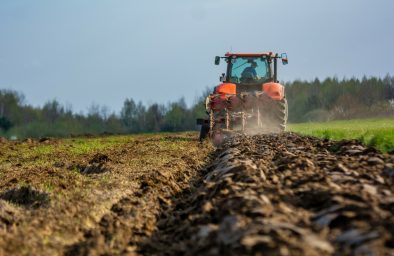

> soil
[0,132,393,255]
[0,133,213,256]
[142,133,394,256]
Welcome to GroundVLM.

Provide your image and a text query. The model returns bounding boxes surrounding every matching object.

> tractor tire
[269,97,288,132]
[199,124,210,141]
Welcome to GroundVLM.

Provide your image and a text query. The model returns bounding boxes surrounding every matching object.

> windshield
[228,57,270,84]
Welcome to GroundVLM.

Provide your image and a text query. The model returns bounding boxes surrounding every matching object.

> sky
[0,0,393,113]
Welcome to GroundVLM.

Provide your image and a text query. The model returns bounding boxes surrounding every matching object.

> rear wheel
[258,97,288,133]
[269,98,288,132]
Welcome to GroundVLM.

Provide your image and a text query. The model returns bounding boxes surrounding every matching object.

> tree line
[285,75,394,122]
[0,75,393,139]
[0,89,208,139]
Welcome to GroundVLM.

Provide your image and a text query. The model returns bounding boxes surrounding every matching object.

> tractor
[197,52,289,144]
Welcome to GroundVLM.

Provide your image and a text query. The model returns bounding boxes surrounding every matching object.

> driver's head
[251,61,257,68]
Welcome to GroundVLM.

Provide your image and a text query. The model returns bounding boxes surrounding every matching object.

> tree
[163,98,188,131]
[121,98,137,131]
[145,104,164,132]
[42,100,64,123]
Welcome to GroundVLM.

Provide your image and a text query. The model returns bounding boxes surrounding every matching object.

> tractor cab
[215,52,288,92]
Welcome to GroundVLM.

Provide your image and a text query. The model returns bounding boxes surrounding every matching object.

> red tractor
[197,52,289,144]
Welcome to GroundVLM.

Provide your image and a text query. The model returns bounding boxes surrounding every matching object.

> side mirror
[281,53,288,65]
[215,56,220,65]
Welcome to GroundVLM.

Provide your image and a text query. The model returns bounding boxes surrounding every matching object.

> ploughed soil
[0,133,213,256]
[1,132,394,255]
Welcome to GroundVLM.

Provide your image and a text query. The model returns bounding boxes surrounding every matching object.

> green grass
[64,136,132,155]
[288,118,394,152]
[0,135,133,168]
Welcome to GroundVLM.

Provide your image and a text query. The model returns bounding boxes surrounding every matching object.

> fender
[207,83,237,112]
[262,82,285,101]
[214,83,237,95]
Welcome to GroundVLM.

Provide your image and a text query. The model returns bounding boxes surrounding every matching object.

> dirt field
[0,132,393,255]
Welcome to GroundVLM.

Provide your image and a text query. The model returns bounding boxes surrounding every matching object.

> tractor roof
[224,52,275,58]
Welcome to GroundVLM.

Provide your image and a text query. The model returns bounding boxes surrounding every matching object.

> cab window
[229,57,269,83]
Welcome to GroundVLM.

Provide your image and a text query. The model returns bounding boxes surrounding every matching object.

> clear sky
[0,0,393,113]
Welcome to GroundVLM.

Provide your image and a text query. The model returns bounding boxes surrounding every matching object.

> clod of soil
[0,186,50,208]
[38,137,51,143]
[72,154,112,175]
[23,138,34,143]
[89,153,110,164]
[75,164,109,175]
[0,201,20,229]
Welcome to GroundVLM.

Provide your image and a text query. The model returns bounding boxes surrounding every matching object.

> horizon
[3,74,392,115]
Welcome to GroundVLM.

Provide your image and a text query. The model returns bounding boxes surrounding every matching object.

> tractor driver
[241,61,258,81]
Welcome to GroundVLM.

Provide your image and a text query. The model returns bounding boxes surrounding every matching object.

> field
[0,133,214,255]
[0,131,393,255]
[289,118,394,152]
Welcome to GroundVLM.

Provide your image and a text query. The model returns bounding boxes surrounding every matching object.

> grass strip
[288,118,394,152]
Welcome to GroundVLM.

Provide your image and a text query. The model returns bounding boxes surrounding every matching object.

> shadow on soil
[0,186,50,208]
